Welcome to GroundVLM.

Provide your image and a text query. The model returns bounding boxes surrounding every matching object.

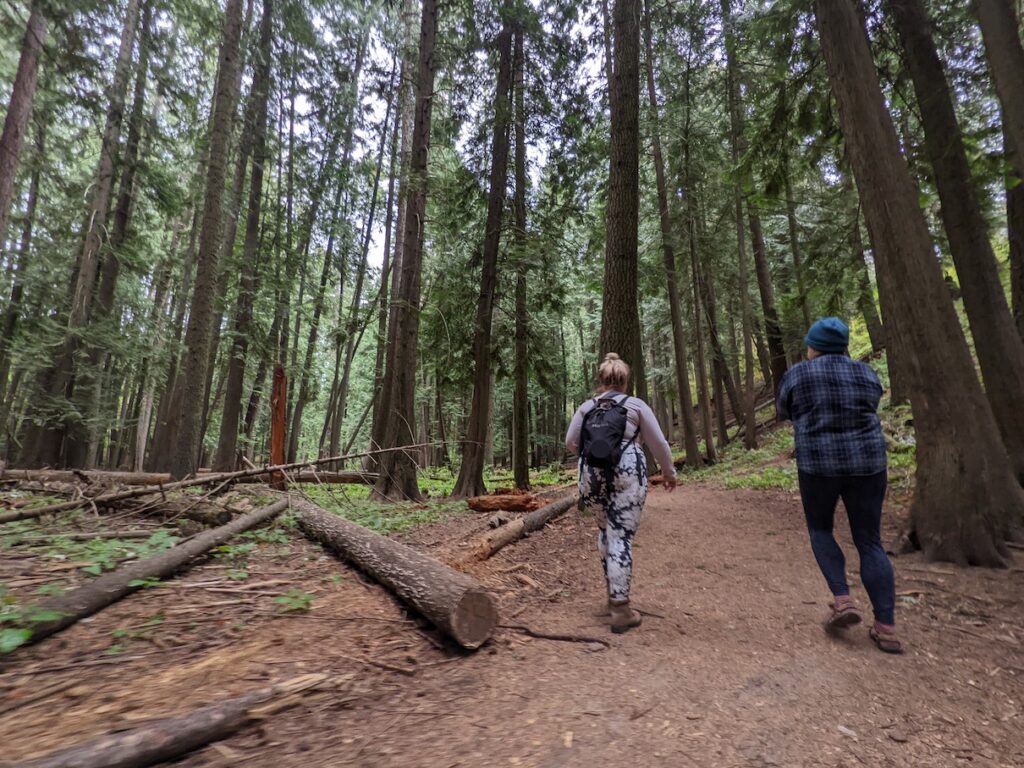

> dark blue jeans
[797,471,895,625]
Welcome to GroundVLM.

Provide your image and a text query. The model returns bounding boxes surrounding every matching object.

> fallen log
[7,498,289,649]
[0,443,435,524]
[0,469,173,486]
[8,673,328,768]
[466,493,542,513]
[9,529,166,544]
[465,494,577,562]
[132,496,235,526]
[293,496,497,649]
[235,470,376,485]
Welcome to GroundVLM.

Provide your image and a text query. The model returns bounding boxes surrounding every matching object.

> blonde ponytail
[597,352,630,392]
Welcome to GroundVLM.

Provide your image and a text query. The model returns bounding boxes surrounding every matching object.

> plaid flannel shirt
[777,355,887,477]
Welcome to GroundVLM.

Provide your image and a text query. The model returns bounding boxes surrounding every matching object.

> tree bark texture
[599,0,645,383]
[889,0,1024,481]
[453,25,514,499]
[168,0,246,478]
[0,0,46,248]
[815,0,1024,566]
[294,497,497,649]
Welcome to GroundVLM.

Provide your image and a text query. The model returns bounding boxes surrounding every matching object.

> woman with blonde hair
[565,352,677,633]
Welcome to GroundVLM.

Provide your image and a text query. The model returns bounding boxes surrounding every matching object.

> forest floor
[1,436,1022,767]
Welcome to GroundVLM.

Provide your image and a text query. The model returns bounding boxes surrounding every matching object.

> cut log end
[450,588,499,649]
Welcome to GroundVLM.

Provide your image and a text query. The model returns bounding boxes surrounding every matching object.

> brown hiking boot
[594,599,611,618]
[609,599,642,634]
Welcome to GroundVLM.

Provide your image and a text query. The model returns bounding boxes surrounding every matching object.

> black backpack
[580,395,634,469]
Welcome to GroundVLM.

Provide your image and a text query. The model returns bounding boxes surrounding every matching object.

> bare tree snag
[8,499,288,648]
[10,673,328,768]
[465,494,577,561]
[293,496,497,649]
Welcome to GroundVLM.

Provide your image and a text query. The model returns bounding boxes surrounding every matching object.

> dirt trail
[2,482,1022,767]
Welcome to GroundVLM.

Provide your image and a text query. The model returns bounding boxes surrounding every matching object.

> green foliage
[273,589,315,613]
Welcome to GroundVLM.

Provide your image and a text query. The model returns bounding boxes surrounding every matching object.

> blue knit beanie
[804,317,849,354]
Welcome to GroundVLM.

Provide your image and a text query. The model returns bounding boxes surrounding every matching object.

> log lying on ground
[8,673,328,768]
[8,499,289,649]
[293,496,497,649]
[0,444,430,524]
[131,496,237,526]
[0,469,173,486]
[235,470,376,485]
[467,493,543,513]
[465,494,577,562]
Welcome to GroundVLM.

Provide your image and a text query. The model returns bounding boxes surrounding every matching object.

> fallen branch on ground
[8,529,165,544]
[499,623,609,648]
[235,470,376,485]
[9,673,331,768]
[293,496,497,650]
[7,499,289,650]
[0,443,435,524]
[464,494,577,562]
[0,469,174,486]
[466,493,542,513]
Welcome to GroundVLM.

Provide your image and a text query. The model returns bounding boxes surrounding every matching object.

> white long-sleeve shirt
[564,391,678,480]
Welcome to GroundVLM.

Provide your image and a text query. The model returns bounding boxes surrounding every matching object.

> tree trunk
[889,0,1024,481]
[850,210,886,354]
[0,1,46,248]
[1009,124,1024,341]
[269,364,286,489]
[512,25,530,491]
[72,0,156,469]
[22,0,139,468]
[368,0,416,472]
[748,206,788,392]
[783,160,813,330]
[720,0,757,449]
[642,0,700,467]
[368,60,405,463]
[815,0,1024,566]
[599,0,645,391]
[294,497,497,649]
[332,62,394,457]
[167,0,245,478]
[452,25,514,498]
[19,499,288,646]
[213,1,274,471]
[373,0,439,501]
[974,0,1024,180]
[13,675,325,768]
[0,118,43,412]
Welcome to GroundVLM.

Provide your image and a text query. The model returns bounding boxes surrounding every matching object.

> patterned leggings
[579,444,648,601]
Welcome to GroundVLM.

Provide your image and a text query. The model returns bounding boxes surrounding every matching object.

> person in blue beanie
[777,317,902,654]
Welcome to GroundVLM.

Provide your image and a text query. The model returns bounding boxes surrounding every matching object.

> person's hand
[663,476,678,493]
